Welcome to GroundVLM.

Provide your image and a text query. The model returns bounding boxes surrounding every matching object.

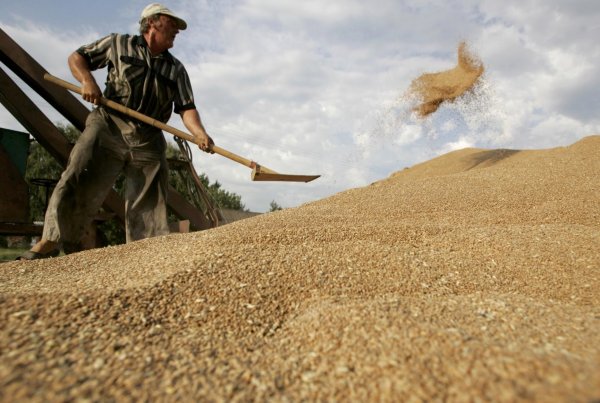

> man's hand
[81,79,103,105]
[196,131,215,153]
[181,108,214,153]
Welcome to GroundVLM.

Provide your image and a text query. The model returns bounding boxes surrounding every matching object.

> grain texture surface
[1,136,599,402]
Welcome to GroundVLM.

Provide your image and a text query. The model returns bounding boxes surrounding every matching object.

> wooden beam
[0,27,89,130]
[0,27,212,231]
[0,66,125,222]
[0,222,43,236]
[167,185,212,230]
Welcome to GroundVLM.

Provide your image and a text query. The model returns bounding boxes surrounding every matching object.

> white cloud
[2,0,600,212]
[1,19,100,78]
[528,114,596,149]
[440,137,476,154]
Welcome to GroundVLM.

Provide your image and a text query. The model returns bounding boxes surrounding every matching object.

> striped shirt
[77,33,196,125]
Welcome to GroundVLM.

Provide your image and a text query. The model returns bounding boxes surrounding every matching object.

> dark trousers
[43,108,170,245]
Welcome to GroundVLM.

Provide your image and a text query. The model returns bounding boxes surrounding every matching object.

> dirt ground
[1,135,599,402]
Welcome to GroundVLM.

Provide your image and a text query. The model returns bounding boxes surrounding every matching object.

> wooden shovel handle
[43,73,275,172]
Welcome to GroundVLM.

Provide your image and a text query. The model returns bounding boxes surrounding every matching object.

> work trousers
[43,108,170,246]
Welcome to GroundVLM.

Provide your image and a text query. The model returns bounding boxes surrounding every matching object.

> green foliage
[269,200,283,212]
[0,247,29,261]
[208,180,245,211]
[167,141,247,211]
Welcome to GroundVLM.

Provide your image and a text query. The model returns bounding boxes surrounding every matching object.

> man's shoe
[16,249,60,260]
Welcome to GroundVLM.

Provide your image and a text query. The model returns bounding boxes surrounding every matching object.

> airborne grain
[409,42,485,117]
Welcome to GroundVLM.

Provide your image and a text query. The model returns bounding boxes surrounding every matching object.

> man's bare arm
[181,108,214,152]
[68,52,102,105]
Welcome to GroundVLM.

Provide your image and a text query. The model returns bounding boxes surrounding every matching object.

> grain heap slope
[1,135,599,402]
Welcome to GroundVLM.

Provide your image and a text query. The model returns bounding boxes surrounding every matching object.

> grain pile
[1,135,599,402]
[409,42,485,117]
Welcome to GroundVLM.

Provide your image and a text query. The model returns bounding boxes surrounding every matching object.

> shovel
[44,73,320,183]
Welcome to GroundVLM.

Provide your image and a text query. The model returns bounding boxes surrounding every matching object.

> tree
[166,140,247,211]
[269,200,283,212]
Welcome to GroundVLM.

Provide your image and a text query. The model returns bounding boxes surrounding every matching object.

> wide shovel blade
[252,171,320,182]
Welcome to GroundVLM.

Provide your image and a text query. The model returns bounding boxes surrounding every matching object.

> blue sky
[1,0,599,212]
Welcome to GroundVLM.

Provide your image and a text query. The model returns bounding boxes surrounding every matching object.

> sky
[1,0,599,212]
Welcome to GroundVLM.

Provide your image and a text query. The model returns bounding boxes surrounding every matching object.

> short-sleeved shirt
[76,33,196,125]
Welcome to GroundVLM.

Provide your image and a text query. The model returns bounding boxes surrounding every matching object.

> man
[19,3,213,259]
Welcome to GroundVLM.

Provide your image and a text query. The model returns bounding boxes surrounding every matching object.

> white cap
[140,3,187,30]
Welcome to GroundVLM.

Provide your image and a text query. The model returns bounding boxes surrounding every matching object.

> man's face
[151,15,179,50]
